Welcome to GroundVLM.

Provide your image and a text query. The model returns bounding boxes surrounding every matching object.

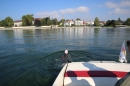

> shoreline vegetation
[1,15,130,30]
[0,26,130,30]
[0,15,130,29]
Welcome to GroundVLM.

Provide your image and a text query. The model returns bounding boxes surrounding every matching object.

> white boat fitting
[52,61,130,86]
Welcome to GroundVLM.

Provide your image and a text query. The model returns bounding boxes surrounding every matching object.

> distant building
[14,20,22,26]
[64,20,74,26]
[32,18,42,24]
[83,20,87,26]
[86,20,94,26]
[64,20,87,26]
[69,20,74,26]
[75,20,84,26]
[34,18,42,21]
[14,18,42,26]
[64,20,69,26]
[115,20,124,25]
[100,21,106,26]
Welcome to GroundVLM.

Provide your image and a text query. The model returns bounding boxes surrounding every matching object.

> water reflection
[4,30,14,38]
[1,28,129,54]
[14,29,23,42]
[0,28,130,55]
[94,28,99,45]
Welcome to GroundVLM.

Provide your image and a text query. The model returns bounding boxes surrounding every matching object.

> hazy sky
[0,0,130,21]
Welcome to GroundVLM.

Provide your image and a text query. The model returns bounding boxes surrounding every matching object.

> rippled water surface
[0,28,130,86]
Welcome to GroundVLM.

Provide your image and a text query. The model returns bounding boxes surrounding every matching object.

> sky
[0,0,130,21]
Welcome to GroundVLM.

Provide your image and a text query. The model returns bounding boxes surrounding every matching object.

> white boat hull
[53,61,130,86]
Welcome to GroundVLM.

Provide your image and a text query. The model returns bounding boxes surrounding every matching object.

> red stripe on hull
[64,71,127,78]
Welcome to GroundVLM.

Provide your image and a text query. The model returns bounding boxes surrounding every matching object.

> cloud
[36,11,61,18]
[76,6,89,12]
[106,1,130,15]
[106,2,118,8]
[106,1,130,8]
[120,0,130,7]
[59,6,89,14]
[109,8,130,14]
[35,6,89,20]
[59,8,75,14]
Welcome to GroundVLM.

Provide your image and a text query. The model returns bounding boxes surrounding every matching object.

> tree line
[93,17,130,27]
[104,18,130,27]
[0,14,130,27]
[22,14,59,26]
[0,17,14,27]
[0,14,61,27]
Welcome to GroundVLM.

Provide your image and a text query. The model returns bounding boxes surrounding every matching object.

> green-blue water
[0,28,130,86]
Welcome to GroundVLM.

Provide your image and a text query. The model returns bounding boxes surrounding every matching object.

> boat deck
[53,61,130,86]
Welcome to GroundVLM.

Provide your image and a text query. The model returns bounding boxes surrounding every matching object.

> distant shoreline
[0,26,51,30]
[0,26,130,30]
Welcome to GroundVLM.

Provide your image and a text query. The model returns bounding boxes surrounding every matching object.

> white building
[86,20,94,26]
[69,20,74,26]
[14,20,22,26]
[64,20,87,26]
[64,21,69,26]
[83,20,87,26]
[100,21,106,26]
[64,20,74,26]
[75,20,83,26]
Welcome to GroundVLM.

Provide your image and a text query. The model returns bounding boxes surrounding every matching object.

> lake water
[0,27,130,86]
